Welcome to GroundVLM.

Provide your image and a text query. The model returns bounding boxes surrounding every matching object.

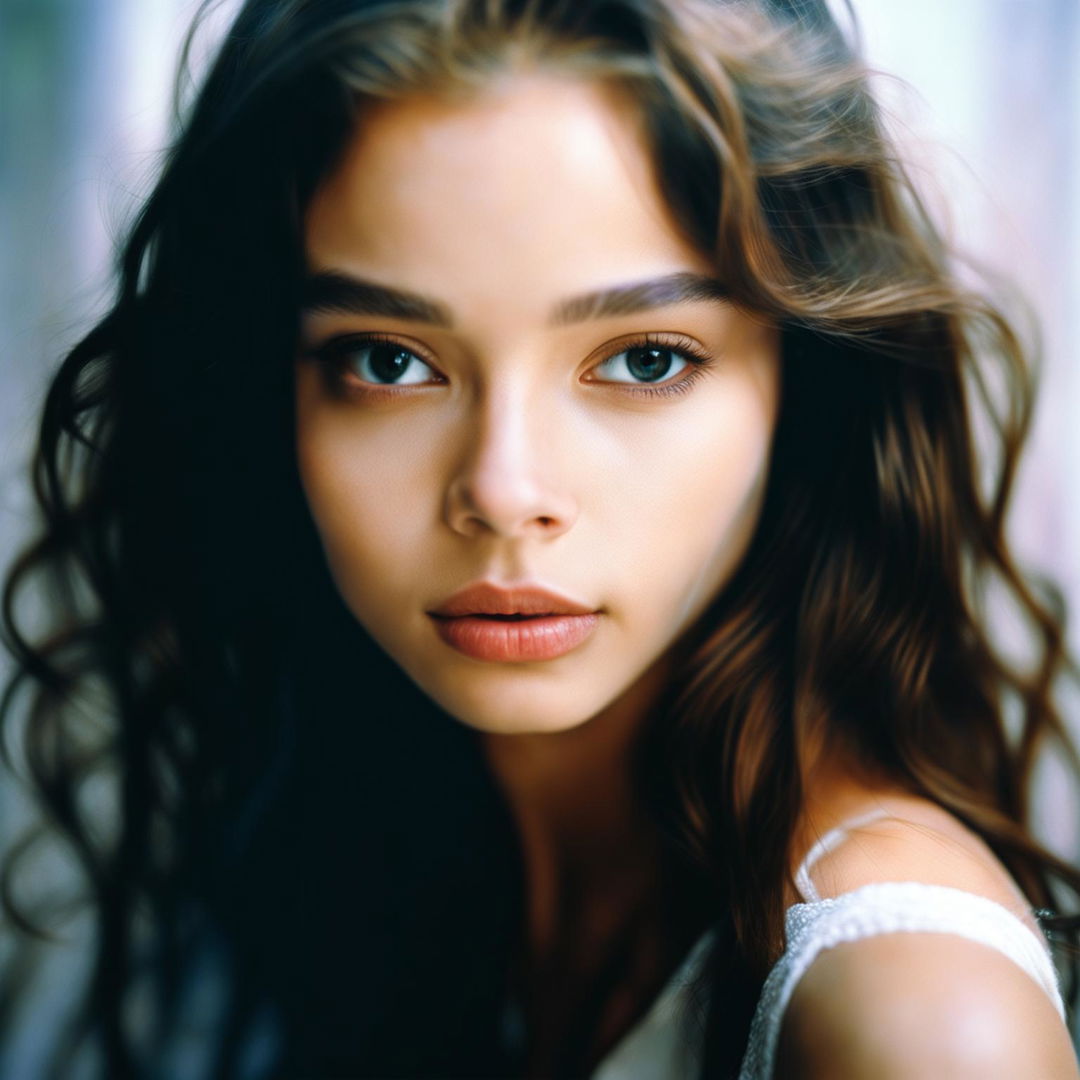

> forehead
[303,73,713,319]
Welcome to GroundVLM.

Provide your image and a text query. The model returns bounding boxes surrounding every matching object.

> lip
[430,582,597,618]
[427,582,601,662]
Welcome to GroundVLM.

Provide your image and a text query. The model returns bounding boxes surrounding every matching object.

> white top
[587,806,1068,1079]
[588,927,716,1079]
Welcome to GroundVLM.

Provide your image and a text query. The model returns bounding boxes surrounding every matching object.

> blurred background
[1,0,1078,1065]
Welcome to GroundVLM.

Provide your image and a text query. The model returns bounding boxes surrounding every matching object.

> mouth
[427,582,601,662]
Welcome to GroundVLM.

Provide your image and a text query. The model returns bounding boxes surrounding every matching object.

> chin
[454,712,593,736]
[412,675,615,736]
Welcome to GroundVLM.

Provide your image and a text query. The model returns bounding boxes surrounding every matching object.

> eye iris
[626,346,674,382]
[367,343,414,382]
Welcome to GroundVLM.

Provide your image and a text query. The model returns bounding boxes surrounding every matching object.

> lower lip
[430,613,600,662]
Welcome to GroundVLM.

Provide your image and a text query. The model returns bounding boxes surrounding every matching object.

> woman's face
[296,73,780,734]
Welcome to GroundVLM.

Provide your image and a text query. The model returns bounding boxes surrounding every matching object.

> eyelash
[305,331,714,399]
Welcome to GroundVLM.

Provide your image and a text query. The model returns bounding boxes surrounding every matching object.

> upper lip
[428,582,598,618]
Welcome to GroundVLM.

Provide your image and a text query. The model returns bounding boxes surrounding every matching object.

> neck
[479,658,671,958]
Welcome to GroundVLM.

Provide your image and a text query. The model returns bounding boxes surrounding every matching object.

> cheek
[295,395,438,597]
[614,379,776,620]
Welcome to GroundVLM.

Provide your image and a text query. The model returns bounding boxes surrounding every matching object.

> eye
[585,332,715,396]
[315,335,440,386]
[592,344,692,385]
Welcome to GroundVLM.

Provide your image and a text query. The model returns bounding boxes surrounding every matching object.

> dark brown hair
[3,0,1078,1075]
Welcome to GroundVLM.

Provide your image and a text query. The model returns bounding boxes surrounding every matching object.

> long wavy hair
[3,0,1079,1075]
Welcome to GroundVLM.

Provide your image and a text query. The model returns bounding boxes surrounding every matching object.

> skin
[776,933,1080,1078]
[295,71,780,1068]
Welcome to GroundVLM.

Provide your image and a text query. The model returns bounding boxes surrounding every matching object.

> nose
[443,389,578,541]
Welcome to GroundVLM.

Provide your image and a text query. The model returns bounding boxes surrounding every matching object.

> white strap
[794,806,896,902]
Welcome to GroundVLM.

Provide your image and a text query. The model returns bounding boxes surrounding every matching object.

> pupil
[627,347,672,382]
[369,344,412,382]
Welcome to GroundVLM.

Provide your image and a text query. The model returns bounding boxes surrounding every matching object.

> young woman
[3,0,1079,1076]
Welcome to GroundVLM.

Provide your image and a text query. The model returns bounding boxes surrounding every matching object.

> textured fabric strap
[737,881,1065,1080]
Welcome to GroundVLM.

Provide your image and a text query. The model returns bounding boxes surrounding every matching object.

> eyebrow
[301,271,453,325]
[300,270,729,327]
[551,272,729,324]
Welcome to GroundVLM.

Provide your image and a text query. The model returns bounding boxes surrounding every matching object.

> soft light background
[1,0,1078,1065]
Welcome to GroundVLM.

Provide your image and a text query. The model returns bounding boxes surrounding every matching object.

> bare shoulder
[777,790,1079,1077]
[774,932,1080,1078]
